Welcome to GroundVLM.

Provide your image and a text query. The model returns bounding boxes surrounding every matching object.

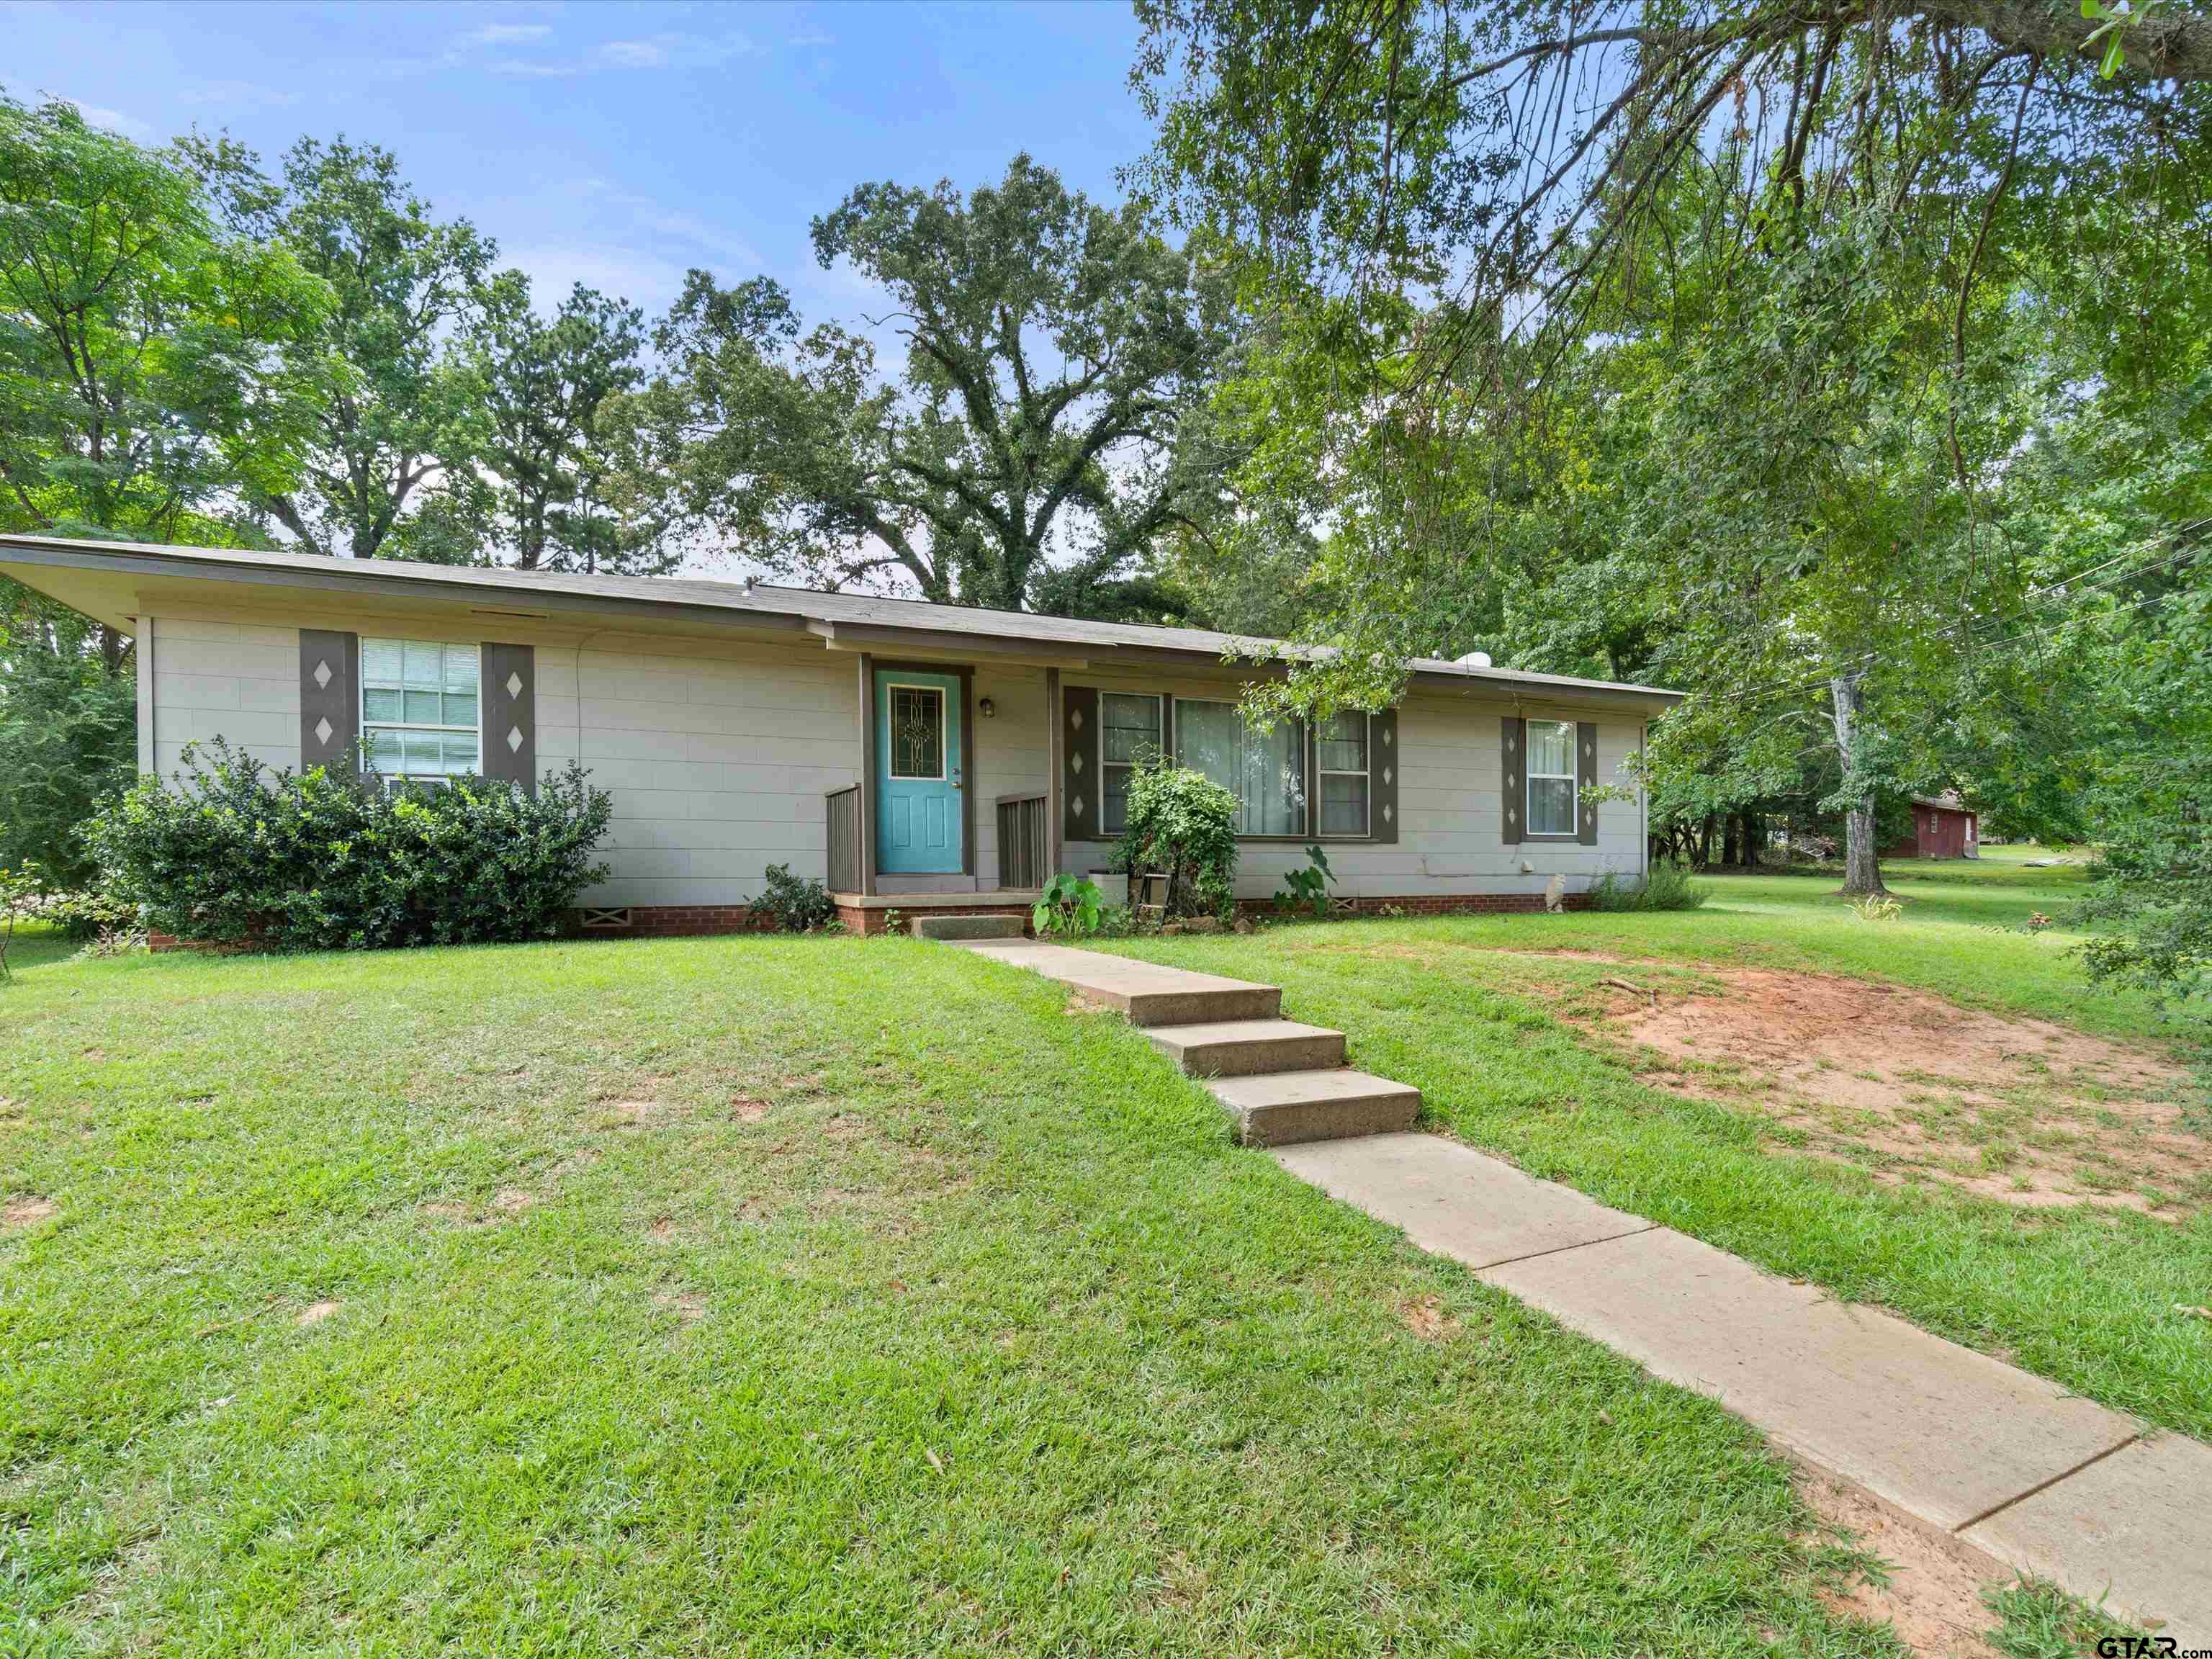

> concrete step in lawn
[1146,1017,1346,1078]
[1205,1068,1422,1146]
[909,912,1028,941]
[945,938,1411,1146]
[955,939,1282,1025]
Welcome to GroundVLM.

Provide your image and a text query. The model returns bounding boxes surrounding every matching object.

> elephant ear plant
[1274,844,1334,919]
[1033,873,1103,938]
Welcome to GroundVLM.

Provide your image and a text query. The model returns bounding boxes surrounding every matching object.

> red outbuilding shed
[1886,793,1979,860]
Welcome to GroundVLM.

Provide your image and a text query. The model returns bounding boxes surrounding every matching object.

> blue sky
[2,0,1156,326]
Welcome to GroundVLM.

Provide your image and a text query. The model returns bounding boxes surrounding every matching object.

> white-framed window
[361,639,480,786]
[1527,718,1577,837]
[1316,710,1371,837]
[1100,692,1163,834]
[1176,698,1306,836]
[887,683,947,779]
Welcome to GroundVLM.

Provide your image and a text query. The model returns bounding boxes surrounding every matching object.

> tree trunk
[1829,673,1887,896]
[1722,813,1741,868]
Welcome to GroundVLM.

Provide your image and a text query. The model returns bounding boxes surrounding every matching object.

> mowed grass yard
[1094,846,2212,1444]
[4,929,1926,1657]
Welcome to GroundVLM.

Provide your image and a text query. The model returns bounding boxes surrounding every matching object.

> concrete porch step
[1146,1018,1346,1078]
[1206,1068,1421,1146]
[909,912,1027,940]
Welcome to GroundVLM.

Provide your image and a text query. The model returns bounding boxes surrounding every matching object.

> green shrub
[1118,763,1239,920]
[750,863,838,932]
[1588,860,1707,913]
[85,739,613,950]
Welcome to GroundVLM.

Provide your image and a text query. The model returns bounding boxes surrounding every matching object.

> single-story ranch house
[0,534,1683,933]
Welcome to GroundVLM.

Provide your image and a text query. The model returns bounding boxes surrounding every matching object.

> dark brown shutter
[299,629,359,775]
[1576,720,1599,845]
[1061,684,1098,842]
[482,642,536,793]
[1371,708,1398,843]
[1501,716,1525,845]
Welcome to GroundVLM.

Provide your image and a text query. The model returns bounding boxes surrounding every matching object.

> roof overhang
[0,532,1687,712]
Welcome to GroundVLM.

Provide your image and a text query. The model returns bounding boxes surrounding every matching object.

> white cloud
[71,102,150,140]
[458,22,550,47]
[600,30,751,70]
[488,57,583,78]
[178,78,303,108]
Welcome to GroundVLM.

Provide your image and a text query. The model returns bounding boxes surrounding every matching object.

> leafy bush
[85,739,613,950]
[750,863,838,932]
[1273,844,1334,918]
[1032,873,1103,937]
[0,587,138,892]
[1118,763,1239,920]
[1588,860,1708,912]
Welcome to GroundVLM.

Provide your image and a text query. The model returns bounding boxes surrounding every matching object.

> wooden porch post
[1046,666,1064,882]
[857,652,877,897]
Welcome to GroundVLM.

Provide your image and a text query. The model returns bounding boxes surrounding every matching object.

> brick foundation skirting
[1241,892,1593,919]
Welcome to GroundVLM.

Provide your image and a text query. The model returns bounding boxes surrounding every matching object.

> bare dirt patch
[1581,968,2206,1215]
[1798,1465,2005,1658]
[732,1098,770,1123]
[1398,1294,1457,1341]
[296,1299,341,1326]
[4,1195,58,1229]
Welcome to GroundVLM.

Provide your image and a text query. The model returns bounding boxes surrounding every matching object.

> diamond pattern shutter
[482,642,536,793]
[1500,716,1524,845]
[1371,708,1398,843]
[299,629,359,774]
[1577,720,1599,845]
[1061,684,1098,842]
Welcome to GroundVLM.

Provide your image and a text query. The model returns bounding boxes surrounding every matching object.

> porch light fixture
[978,696,996,718]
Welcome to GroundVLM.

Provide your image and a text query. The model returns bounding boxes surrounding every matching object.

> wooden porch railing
[995,791,1048,890]
[825,785,863,895]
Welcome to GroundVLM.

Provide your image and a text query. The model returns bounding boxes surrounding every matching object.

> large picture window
[1527,718,1577,836]
[1177,699,1305,836]
[361,639,480,785]
[1316,711,1371,837]
[1100,692,1162,834]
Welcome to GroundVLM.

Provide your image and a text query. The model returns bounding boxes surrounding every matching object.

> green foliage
[0,95,331,544]
[750,863,838,934]
[1118,763,1239,920]
[1272,843,1333,918]
[0,855,37,981]
[620,154,1238,613]
[86,739,611,950]
[1588,862,1707,914]
[1033,873,1105,938]
[415,273,669,575]
[0,583,136,890]
[189,132,496,559]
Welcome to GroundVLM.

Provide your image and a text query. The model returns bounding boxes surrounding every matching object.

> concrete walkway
[956,938,2212,1642]
[1283,1134,2211,1643]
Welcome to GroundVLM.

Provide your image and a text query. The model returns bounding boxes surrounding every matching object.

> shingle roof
[0,531,1683,703]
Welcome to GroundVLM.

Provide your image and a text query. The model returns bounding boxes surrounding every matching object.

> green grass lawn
[3,932,1924,1656]
[1090,848,2212,1444]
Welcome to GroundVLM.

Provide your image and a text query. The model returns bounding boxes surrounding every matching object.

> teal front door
[875,670,964,873]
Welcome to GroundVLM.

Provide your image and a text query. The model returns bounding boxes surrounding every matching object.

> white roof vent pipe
[1455,649,1493,669]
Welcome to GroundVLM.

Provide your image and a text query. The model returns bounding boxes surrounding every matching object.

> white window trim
[1100,691,1164,835]
[360,638,482,788]
[1525,717,1578,839]
[884,680,949,781]
[1174,696,1309,839]
[1317,709,1372,839]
